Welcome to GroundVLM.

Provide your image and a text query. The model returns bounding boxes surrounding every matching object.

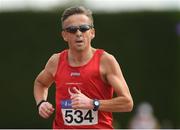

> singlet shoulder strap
[54,50,68,79]
[59,49,68,61]
[91,49,105,68]
[95,49,104,57]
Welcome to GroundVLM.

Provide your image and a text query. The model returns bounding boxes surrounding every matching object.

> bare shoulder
[100,51,122,76]
[47,53,60,64]
[45,53,61,77]
[101,51,118,66]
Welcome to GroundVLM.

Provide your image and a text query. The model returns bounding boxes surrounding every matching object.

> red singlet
[53,49,114,129]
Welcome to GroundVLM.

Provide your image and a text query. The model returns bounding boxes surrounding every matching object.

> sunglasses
[63,25,93,33]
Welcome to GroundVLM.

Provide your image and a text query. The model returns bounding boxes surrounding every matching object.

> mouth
[75,40,83,44]
[76,39,83,42]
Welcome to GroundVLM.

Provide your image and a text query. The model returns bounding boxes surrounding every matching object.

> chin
[76,48,85,52]
[75,46,86,51]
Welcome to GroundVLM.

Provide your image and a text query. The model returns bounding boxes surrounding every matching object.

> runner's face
[62,14,95,51]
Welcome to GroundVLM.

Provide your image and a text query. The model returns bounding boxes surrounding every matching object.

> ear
[90,28,95,40]
[61,31,68,42]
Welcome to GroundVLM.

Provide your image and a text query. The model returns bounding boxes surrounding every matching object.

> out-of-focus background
[0,0,180,128]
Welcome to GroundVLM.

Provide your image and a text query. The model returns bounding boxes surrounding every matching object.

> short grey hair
[61,6,94,27]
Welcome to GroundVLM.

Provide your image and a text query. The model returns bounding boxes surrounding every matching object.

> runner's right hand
[38,101,55,119]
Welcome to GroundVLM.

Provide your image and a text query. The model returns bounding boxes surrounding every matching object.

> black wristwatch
[93,99,100,111]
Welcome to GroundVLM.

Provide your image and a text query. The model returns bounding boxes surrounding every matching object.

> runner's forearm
[34,80,49,105]
[99,96,133,112]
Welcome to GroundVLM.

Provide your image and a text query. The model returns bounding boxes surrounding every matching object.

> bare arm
[33,53,59,118]
[99,52,133,112]
[71,52,133,112]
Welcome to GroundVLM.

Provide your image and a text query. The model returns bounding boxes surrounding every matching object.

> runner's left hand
[70,87,93,109]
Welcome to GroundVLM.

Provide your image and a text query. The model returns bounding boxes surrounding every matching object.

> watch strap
[37,100,46,110]
[93,99,100,111]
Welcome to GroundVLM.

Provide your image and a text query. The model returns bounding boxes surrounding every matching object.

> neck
[68,47,95,66]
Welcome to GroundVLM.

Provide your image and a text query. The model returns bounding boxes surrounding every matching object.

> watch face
[94,100,99,106]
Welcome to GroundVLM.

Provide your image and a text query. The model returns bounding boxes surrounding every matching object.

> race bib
[61,100,98,126]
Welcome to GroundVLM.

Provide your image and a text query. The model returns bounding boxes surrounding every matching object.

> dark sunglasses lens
[66,26,78,33]
[79,25,91,32]
[65,25,92,33]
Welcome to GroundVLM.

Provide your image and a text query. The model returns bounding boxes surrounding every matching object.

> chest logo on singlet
[70,72,80,77]
[61,87,98,126]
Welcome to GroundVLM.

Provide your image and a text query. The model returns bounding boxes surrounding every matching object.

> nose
[75,29,82,37]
